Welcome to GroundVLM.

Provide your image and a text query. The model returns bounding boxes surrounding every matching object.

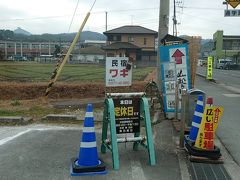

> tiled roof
[161,34,188,44]
[104,25,158,35]
[102,42,140,50]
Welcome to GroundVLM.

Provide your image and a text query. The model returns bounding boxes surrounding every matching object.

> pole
[157,0,170,91]
[179,89,187,148]
[173,0,175,36]
[105,11,108,32]
[45,12,91,96]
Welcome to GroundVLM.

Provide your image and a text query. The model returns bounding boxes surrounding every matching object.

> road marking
[231,74,240,78]
[222,94,240,97]
[0,126,102,146]
[0,129,32,146]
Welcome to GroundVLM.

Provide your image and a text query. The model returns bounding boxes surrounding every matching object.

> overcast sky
[0,0,239,39]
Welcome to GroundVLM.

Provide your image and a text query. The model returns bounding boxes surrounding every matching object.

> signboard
[106,57,132,87]
[226,0,240,8]
[160,44,191,112]
[195,107,224,150]
[207,56,213,80]
[113,98,140,134]
[224,9,240,16]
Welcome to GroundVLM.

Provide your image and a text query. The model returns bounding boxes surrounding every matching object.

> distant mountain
[201,39,212,45]
[1,29,106,42]
[14,27,31,36]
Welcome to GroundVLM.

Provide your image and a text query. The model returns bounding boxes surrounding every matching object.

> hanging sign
[224,9,240,17]
[226,0,240,8]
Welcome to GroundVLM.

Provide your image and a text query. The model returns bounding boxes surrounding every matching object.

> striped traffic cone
[70,104,107,176]
[189,95,204,142]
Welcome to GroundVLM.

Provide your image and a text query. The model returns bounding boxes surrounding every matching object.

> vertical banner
[195,106,223,150]
[113,98,140,134]
[160,44,191,112]
[207,56,213,80]
[105,57,131,87]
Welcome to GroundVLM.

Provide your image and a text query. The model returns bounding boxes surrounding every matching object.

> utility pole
[173,0,177,36]
[105,11,108,31]
[157,0,170,90]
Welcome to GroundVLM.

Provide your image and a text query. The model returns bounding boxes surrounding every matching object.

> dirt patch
[0,81,148,100]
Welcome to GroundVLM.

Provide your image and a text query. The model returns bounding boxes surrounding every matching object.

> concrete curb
[215,136,240,180]
[196,72,217,83]
[0,116,32,125]
[42,114,102,122]
[196,72,240,94]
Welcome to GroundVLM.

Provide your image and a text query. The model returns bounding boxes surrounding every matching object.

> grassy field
[0,61,154,82]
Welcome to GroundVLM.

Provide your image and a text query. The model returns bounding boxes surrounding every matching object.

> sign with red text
[195,107,224,150]
[106,57,132,87]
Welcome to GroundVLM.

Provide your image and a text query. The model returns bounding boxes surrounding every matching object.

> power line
[0,7,159,22]
[0,5,224,23]
[68,0,80,33]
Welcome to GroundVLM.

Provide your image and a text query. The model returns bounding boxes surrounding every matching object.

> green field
[0,61,154,82]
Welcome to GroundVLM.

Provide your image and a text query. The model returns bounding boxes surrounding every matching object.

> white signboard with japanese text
[105,57,132,87]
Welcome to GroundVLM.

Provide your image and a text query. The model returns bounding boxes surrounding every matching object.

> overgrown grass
[0,61,154,82]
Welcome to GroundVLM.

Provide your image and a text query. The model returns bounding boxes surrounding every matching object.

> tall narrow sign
[160,44,191,113]
[207,56,213,80]
[195,106,223,150]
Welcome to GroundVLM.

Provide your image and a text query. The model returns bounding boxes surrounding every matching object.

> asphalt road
[197,66,240,89]
[0,122,182,180]
[195,75,240,167]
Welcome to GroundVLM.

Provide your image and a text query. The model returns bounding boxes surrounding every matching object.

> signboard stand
[101,92,156,170]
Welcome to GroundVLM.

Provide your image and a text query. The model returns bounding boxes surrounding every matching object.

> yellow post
[206,56,213,80]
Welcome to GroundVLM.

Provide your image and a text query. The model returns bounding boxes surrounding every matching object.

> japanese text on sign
[195,107,223,150]
[106,57,132,87]
[113,98,140,134]
[207,56,213,80]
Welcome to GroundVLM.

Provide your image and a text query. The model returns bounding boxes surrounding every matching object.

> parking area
[0,122,182,180]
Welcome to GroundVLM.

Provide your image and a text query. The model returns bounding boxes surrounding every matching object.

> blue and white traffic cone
[189,95,204,142]
[70,104,107,176]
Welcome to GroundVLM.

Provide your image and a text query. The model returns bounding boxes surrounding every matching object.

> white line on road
[0,129,32,146]
[231,74,240,78]
[0,125,101,146]
[223,94,240,98]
